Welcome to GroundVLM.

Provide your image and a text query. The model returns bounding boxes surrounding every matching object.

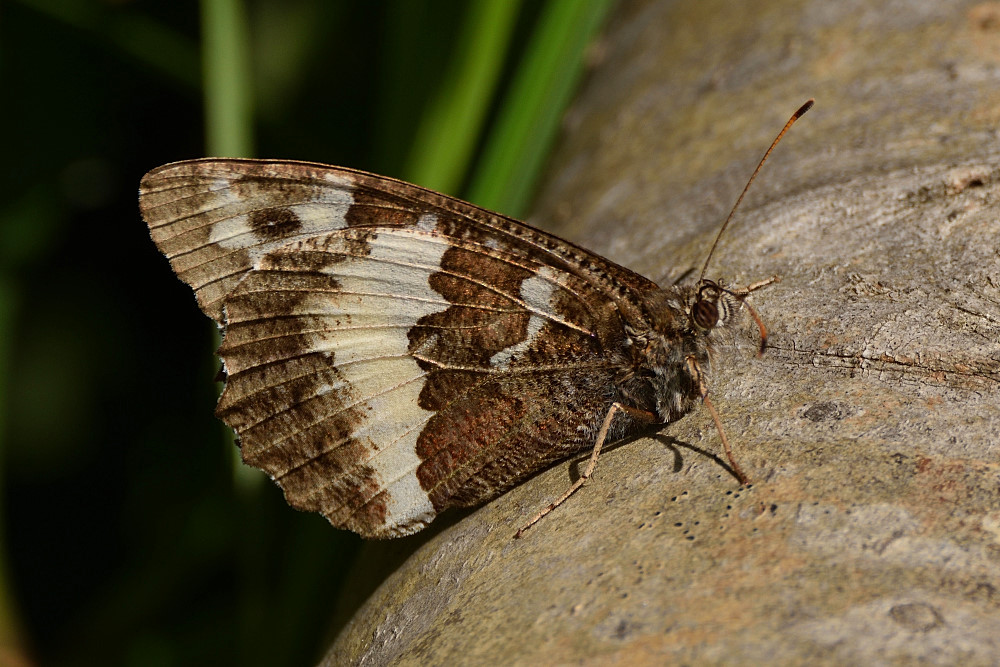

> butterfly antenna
[698,99,814,282]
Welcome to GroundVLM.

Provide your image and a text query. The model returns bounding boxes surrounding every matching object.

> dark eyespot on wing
[248,207,303,241]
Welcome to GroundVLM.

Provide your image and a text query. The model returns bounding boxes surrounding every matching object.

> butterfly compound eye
[692,298,719,329]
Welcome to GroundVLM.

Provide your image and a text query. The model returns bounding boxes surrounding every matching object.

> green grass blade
[200,0,257,500]
[467,0,615,218]
[201,0,254,157]
[404,0,523,194]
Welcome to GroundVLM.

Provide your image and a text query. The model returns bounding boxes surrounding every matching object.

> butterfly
[139,101,811,539]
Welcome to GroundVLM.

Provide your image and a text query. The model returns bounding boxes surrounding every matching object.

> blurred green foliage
[1,0,612,664]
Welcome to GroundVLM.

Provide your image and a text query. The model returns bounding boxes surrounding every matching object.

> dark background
[2,1,612,665]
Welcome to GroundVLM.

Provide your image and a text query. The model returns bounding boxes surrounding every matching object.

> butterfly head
[689,279,731,332]
[622,277,774,423]
[688,277,775,355]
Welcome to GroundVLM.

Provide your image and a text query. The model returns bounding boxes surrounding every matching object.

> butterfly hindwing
[140,159,656,537]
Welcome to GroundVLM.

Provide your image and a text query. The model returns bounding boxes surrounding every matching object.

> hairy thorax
[615,284,739,425]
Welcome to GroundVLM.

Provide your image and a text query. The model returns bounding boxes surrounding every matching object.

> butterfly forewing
[139,159,655,537]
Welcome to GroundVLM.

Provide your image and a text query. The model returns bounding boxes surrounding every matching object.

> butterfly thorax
[617,283,737,424]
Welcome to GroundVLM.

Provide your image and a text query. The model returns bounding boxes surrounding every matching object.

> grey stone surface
[328,1,1000,664]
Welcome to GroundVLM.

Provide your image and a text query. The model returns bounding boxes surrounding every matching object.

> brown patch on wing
[341,166,662,319]
[217,256,342,374]
[218,353,389,534]
[405,239,632,511]
[339,173,658,326]
[212,234,401,536]
[139,160,357,323]
[325,227,376,260]
[408,246,534,370]
[415,382,528,507]
[247,206,303,241]
[414,365,624,511]
[345,185,424,228]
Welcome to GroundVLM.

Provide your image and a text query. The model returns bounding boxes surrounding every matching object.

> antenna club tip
[794,99,815,118]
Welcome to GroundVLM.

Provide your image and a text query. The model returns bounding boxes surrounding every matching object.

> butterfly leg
[515,402,656,538]
[686,356,750,485]
[730,275,779,355]
[734,275,779,295]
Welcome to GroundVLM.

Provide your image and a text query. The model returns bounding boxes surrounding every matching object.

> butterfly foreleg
[685,355,750,484]
[514,402,657,538]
